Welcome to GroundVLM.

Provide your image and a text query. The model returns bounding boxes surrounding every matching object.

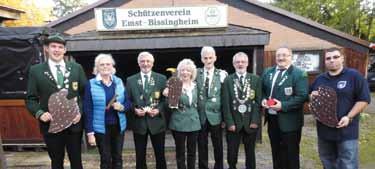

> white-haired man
[223,52,262,169]
[196,46,227,169]
[126,52,167,169]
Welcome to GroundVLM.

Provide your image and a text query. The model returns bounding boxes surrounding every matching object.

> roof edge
[46,0,110,27]
[0,5,25,13]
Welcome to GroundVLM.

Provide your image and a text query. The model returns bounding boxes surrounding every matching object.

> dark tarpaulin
[0,27,56,99]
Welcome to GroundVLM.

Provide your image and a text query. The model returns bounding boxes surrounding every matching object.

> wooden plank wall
[0,100,43,144]
[264,48,368,81]
[264,48,368,114]
[343,48,368,76]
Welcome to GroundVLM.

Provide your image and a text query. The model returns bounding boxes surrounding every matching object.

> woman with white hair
[83,53,130,169]
[163,58,201,169]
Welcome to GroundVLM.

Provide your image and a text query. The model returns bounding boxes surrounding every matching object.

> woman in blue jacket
[84,53,130,169]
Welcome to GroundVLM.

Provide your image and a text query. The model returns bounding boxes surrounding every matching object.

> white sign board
[95,5,228,31]
[292,52,320,72]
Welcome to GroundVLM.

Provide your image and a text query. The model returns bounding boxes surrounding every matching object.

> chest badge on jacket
[337,81,347,89]
[72,82,78,91]
[284,87,293,96]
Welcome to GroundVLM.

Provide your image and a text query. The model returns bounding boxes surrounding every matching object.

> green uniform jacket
[222,73,262,133]
[196,68,224,125]
[261,65,308,132]
[25,61,87,134]
[168,86,201,132]
[126,72,167,135]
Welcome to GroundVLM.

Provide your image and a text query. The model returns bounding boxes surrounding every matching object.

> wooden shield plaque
[167,75,182,108]
[48,90,80,133]
[309,85,338,128]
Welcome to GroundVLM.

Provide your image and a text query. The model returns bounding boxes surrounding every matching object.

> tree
[273,0,375,41]
[51,0,87,18]
[0,0,50,26]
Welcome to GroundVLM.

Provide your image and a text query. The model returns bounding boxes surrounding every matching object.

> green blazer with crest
[168,86,201,132]
[222,73,262,133]
[196,68,225,126]
[261,65,308,132]
[126,72,167,135]
[25,61,87,134]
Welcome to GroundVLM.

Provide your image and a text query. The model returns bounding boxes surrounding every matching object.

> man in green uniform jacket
[261,47,308,169]
[196,46,227,169]
[223,52,262,169]
[126,51,167,169]
[25,34,87,169]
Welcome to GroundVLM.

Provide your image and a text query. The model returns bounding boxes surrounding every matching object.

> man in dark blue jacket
[310,47,370,169]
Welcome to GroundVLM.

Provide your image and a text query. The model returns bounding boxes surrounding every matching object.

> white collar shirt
[48,59,66,83]
[203,67,215,92]
[141,72,152,88]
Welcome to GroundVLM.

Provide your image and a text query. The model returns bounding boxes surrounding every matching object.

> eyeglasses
[325,55,341,61]
[276,53,291,57]
[99,63,112,67]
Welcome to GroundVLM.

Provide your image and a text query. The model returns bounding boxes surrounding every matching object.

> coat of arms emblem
[102,8,117,29]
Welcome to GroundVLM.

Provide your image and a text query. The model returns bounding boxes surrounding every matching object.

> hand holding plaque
[309,86,338,128]
[166,70,183,108]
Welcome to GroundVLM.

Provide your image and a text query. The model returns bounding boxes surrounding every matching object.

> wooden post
[0,134,7,169]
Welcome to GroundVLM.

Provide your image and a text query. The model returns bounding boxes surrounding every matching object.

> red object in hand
[267,98,276,106]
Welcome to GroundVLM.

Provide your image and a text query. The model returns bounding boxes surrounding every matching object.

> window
[292,51,321,73]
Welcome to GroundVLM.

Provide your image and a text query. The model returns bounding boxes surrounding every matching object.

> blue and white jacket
[84,75,129,134]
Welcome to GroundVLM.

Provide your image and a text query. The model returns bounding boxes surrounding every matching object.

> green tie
[239,75,244,88]
[56,65,64,87]
[144,74,149,93]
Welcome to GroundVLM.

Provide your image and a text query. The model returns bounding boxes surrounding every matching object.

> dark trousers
[43,129,83,169]
[267,115,302,169]
[172,130,199,169]
[133,131,167,169]
[198,121,223,169]
[226,128,257,169]
[95,124,125,169]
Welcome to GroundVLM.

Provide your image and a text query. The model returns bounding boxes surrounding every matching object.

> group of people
[26,34,370,169]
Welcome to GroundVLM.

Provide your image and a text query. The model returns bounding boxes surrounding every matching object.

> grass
[295,113,375,169]
[257,113,375,169]
[359,113,375,167]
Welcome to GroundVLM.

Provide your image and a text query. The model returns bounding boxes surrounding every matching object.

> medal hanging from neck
[57,69,70,90]
[233,78,251,114]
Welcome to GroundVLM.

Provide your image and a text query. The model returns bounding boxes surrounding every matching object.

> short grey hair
[232,52,249,63]
[177,59,197,81]
[276,46,293,56]
[200,46,216,58]
[93,53,116,75]
[137,51,154,63]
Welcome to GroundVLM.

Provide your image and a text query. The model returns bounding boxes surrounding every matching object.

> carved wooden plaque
[309,86,338,128]
[167,75,182,108]
[48,90,80,133]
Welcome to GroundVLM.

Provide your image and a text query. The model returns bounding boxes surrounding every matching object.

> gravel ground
[4,117,319,169]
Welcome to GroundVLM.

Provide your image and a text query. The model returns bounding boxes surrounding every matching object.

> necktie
[239,75,244,88]
[204,71,210,97]
[143,74,149,93]
[238,75,245,98]
[275,69,285,83]
[270,69,285,97]
[56,65,64,87]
